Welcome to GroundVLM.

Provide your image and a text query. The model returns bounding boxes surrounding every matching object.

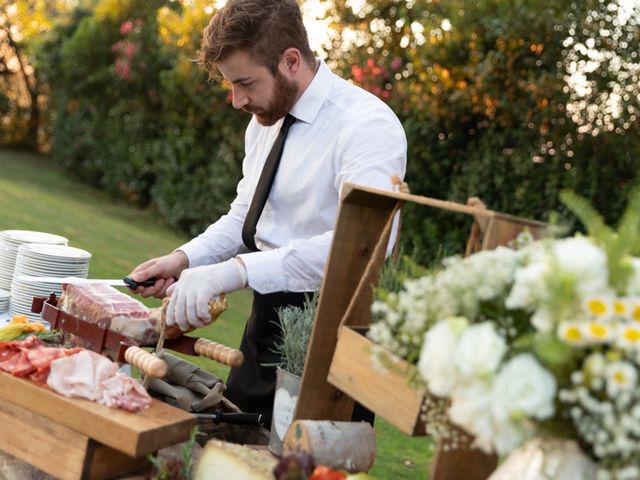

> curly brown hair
[199,0,316,79]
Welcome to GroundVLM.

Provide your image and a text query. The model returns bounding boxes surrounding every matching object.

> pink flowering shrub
[350,56,404,103]
[111,18,144,82]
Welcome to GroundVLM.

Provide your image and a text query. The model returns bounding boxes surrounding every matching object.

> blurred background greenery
[2,0,639,263]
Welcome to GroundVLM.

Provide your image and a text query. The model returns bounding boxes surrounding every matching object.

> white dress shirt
[178,59,407,294]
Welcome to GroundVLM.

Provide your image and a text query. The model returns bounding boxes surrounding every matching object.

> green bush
[34,0,246,228]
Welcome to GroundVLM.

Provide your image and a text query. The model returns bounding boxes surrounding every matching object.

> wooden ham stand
[294,183,547,480]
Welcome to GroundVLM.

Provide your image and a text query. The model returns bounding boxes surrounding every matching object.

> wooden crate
[327,326,426,436]
[0,371,196,480]
[295,183,546,479]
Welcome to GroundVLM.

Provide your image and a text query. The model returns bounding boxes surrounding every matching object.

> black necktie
[242,113,297,251]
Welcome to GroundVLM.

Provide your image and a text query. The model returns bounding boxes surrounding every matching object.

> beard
[245,71,299,126]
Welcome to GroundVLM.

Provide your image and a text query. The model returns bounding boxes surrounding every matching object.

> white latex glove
[165,258,247,331]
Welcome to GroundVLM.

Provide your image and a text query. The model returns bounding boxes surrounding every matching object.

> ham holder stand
[31,293,244,378]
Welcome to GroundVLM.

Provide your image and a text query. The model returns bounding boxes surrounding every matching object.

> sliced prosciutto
[0,337,45,376]
[47,350,151,411]
[0,337,81,383]
[26,346,83,384]
[102,373,152,412]
[47,350,119,401]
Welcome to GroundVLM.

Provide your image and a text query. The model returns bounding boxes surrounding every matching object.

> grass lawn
[0,148,431,478]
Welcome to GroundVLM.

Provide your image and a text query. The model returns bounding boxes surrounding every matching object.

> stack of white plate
[9,244,91,322]
[0,230,69,291]
[0,289,9,313]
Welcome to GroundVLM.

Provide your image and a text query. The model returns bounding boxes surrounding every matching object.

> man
[129,0,406,424]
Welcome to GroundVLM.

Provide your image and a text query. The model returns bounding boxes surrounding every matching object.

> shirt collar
[289,58,332,125]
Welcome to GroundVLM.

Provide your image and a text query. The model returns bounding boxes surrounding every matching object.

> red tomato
[309,466,347,480]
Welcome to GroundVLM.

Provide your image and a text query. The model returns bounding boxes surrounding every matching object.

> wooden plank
[341,182,548,228]
[0,371,196,457]
[327,327,425,435]
[0,396,89,479]
[295,197,397,422]
[430,438,498,480]
[84,441,147,480]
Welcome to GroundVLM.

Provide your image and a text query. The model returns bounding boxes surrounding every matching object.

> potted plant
[268,293,318,456]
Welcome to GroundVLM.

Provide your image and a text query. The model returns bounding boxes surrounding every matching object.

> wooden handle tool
[193,338,244,368]
[123,346,168,378]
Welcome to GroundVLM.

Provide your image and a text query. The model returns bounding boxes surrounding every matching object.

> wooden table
[0,371,196,479]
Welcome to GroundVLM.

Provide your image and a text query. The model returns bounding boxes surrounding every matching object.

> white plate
[18,243,91,260]
[0,230,68,246]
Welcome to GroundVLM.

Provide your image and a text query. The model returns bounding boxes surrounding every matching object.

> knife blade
[16,276,161,288]
[16,275,127,287]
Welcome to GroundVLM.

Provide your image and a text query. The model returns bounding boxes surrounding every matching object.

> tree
[325,0,640,261]
[0,0,72,149]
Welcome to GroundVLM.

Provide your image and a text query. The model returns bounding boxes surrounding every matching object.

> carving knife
[16,276,160,289]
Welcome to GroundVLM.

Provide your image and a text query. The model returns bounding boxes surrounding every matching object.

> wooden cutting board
[0,371,196,457]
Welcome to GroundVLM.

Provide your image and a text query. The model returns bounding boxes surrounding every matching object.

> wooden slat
[0,371,196,457]
[295,197,396,422]
[430,438,498,480]
[327,327,425,435]
[341,182,548,228]
[85,441,148,479]
[0,396,89,479]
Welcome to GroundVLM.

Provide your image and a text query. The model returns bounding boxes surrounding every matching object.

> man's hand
[129,251,189,298]
[165,258,247,330]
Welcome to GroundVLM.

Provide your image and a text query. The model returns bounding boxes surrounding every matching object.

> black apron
[224,290,312,428]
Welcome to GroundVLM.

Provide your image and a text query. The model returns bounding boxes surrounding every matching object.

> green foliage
[31,0,245,230]
[326,0,640,263]
[147,427,197,480]
[532,333,584,385]
[560,187,640,294]
[270,294,318,377]
[375,252,426,301]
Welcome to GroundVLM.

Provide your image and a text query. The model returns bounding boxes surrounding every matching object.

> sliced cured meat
[27,346,83,369]
[0,350,34,377]
[47,350,151,412]
[47,350,118,401]
[0,337,46,376]
[25,346,84,384]
[102,373,151,412]
[29,368,50,385]
[0,344,19,363]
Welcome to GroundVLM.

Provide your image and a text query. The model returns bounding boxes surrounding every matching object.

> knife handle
[194,338,244,368]
[124,346,168,378]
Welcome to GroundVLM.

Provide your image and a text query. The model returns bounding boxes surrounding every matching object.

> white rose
[417,317,468,396]
[506,262,547,311]
[454,322,506,379]
[531,307,555,333]
[492,354,556,421]
[448,380,495,453]
[552,236,608,296]
[491,416,531,455]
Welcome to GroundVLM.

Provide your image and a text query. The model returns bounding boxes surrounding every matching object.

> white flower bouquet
[369,189,640,479]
